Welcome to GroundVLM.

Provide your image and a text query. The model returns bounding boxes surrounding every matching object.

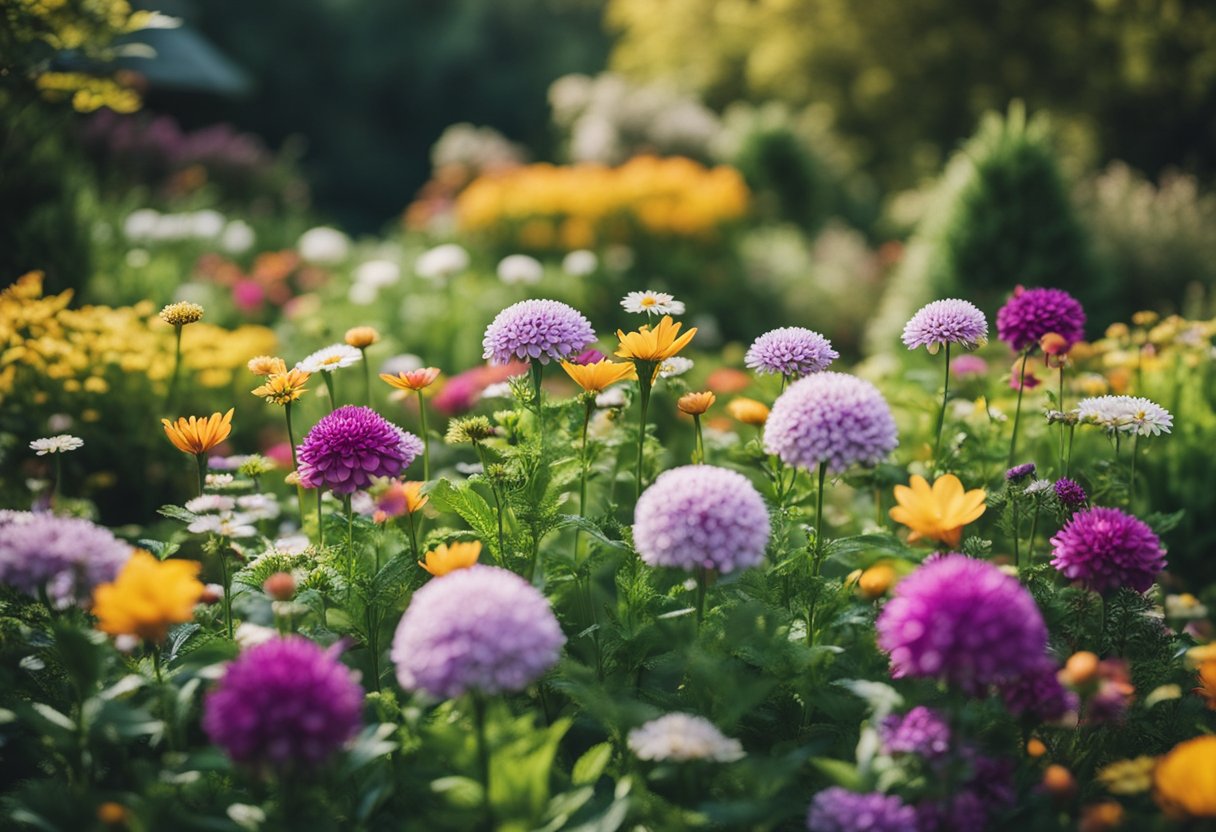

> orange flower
[380,367,441,392]
[162,409,234,455]
[247,355,287,376]
[678,391,716,415]
[889,474,986,547]
[705,367,751,394]
[615,315,696,363]
[727,397,769,426]
[345,326,380,349]
[372,479,428,523]
[420,540,481,577]
[252,369,311,405]
[560,359,637,394]
[857,563,897,599]
[1154,736,1216,818]
[1195,660,1216,710]
[92,550,204,642]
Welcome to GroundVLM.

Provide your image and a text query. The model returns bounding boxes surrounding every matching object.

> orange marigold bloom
[97,802,128,825]
[615,315,697,363]
[1195,660,1216,710]
[252,369,311,405]
[560,359,637,394]
[858,563,897,599]
[372,479,428,522]
[345,326,380,349]
[889,474,986,548]
[727,397,770,426]
[1026,738,1047,758]
[420,540,481,577]
[380,367,442,392]
[92,550,204,642]
[162,408,234,455]
[247,355,287,376]
[1154,736,1216,818]
[677,391,716,415]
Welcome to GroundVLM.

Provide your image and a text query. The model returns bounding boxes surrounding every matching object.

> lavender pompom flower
[902,299,988,353]
[877,554,1048,693]
[297,406,418,494]
[1049,506,1166,594]
[203,636,363,771]
[745,327,838,379]
[1005,462,1035,481]
[996,287,1086,352]
[879,706,951,759]
[633,465,771,574]
[807,788,918,832]
[481,299,596,365]
[627,713,745,762]
[391,565,565,698]
[0,511,131,607]
[764,372,898,473]
[1054,478,1087,508]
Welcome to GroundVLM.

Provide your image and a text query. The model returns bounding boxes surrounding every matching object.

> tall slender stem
[360,349,371,406]
[1129,433,1140,508]
[218,543,233,639]
[166,326,183,413]
[416,390,431,481]
[323,373,337,412]
[575,399,593,561]
[194,453,206,497]
[933,342,952,466]
[317,489,325,548]
[53,454,63,509]
[1027,502,1040,565]
[405,510,420,563]
[472,695,494,831]
[530,361,545,450]
[1057,364,1067,475]
[695,567,709,626]
[692,414,705,464]
[345,494,355,594]
[634,363,655,500]
[1008,350,1031,468]
[284,402,298,469]
[812,462,828,576]
[1011,493,1021,574]
[474,442,505,560]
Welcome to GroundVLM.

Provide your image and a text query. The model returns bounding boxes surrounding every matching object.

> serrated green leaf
[572,742,613,785]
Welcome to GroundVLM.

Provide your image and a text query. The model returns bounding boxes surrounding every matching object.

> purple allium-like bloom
[902,299,988,352]
[633,465,771,573]
[764,372,898,474]
[917,793,988,832]
[1005,462,1036,481]
[481,299,596,365]
[950,354,988,378]
[879,706,951,759]
[745,327,838,378]
[0,511,131,607]
[1049,506,1166,594]
[996,287,1086,352]
[391,565,564,698]
[807,788,918,832]
[297,406,418,494]
[999,661,1078,722]
[203,636,363,771]
[877,554,1048,693]
[1053,478,1087,508]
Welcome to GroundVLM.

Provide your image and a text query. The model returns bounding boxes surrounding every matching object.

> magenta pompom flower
[297,406,419,494]
[745,327,838,379]
[481,299,596,365]
[764,372,898,474]
[1053,478,1087,508]
[951,354,988,378]
[391,565,565,699]
[902,299,988,353]
[633,465,771,574]
[879,706,951,759]
[0,511,131,607]
[1049,506,1166,594]
[807,788,918,832]
[996,286,1086,352]
[203,636,363,771]
[877,554,1048,693]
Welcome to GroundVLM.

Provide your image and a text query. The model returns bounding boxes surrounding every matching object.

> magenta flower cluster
[1049,506,1166,594]
[391,566,565,698]
[879,706,951,759]
[481,299,596,365]
[297,406,420,494]
[0,511,130,607]
[764,372,898,473]
[901,299,988,351]
[1053,478,1087,508]
[807,788,918,832]
[877,554,1048,693]
[202,637,363,771]
[996,287,1086,352]
[744,327,838,378]
[633,465,771,574]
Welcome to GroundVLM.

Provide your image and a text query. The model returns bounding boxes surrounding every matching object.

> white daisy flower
[562,249,598,277]
[1074,395,1172,436]
[188,514,259,539]
[273,534,311,556]
[480,381,514,400]
[29,435,83,455]
[234,622,278,649]
[296,343,363,373]
[658,356,694,379]
[354,259,400,288]
[185,495,237,514]
[297,226,350,263]
[627,713,744,763]
[621,290,685,317]
[415,243,470,281]
[497,254,544,285]
[1025,479,1052,495]
[205,473,237,489]
[595,387,627,408]
[1165,593,1208,620]
[236,494,281,521]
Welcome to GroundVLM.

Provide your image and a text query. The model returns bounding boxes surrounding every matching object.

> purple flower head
[950,354,988,378]
[297,406,418,494]
[633,465,771,574]
[1049,506,1166,594]
[996,287,1086,352]
[1005,462,1036,482]
[764,372,898,474]
[391,565,564,698]
[917,793,989,832]
[203,636,363,771]
[999,661,1078,723]
[0,511,131,607]
[1053,478,1087,508]
[745,327,838,379]
[573,348,606,365]
[877,554,1048,693]
[481,299,596,365]
[807,788,918,832]
[879,706,951,759]
[902,299,988,352]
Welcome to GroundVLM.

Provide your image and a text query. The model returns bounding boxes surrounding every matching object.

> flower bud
[263,571,296,601]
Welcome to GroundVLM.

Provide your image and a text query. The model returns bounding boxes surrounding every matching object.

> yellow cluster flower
[92,550,204,642]
[455,156,749,248]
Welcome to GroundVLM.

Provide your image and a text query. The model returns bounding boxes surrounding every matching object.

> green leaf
[571,742,613,785]
[810,757,863,790]
[157,504,197,524]
[426,479,503,558]
[431,776,485,809]
[139,537,181,560]
[29,702,75,733]
[341,723,398,775]
[554,515,631,552]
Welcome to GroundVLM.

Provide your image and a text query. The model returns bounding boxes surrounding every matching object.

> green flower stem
[575,398,594,561]
[322,372,338,412]
[1129,433,1140,508]
[695,567,710,626]
[932,342,952,466]
[1026,502,1040,564]
[194,453,206,498]
[317,489,325,548]
[1011,492,1021,574]
[811,461,828,576]
[472,694,494,831]
[1008,350,1031,468]
[345,494,355,597]
[217,541,233,639]
[166,325,183,413]
[53,453,63,508]
[634,361,656,500]
[405,510,420,564]
[1057,364,1067,474]
[474,441,505,561]
[416,390,431,481]
[360,348,371,406]
[692,413,705,464]
[285,402,307,525]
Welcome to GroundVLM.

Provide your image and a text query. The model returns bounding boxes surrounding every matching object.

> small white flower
[480,381,514,399]
[296,343,363,373]
[621,290,685,317]
[355,259,401,288]
[658,356,694,379]
[455,461,484,476]
[1025,479,1052,495]
[1165,593,1208,620]
[233,623,278,649]
[190,210,226,239]
[348,282,379,306]
[416,243,470,281]
[627,713,744,763]
[497,254,544,285]
[123,209,160,240]
[236,494,281,521]
[220,220,256,254]
[562,249,598,277]
[273,534,311,555]
[297,226,350,263]
[595,387,627,408]
[226,803,267,831]
[1075,395,1172,436]
[188,514,258,538]
[205,473,236,489]
[185,495,236,514]
[29,435,83,455]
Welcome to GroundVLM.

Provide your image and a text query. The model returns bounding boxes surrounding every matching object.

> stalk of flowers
[560,358,637,525]
[296,343,362,411]
[162,409,234,496]
[159,301,204,412]
[344,326,380,405]
[380,367,441,480]
[1074,394,1172,505]
[615,315,697,499]
[28,434,84,507]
